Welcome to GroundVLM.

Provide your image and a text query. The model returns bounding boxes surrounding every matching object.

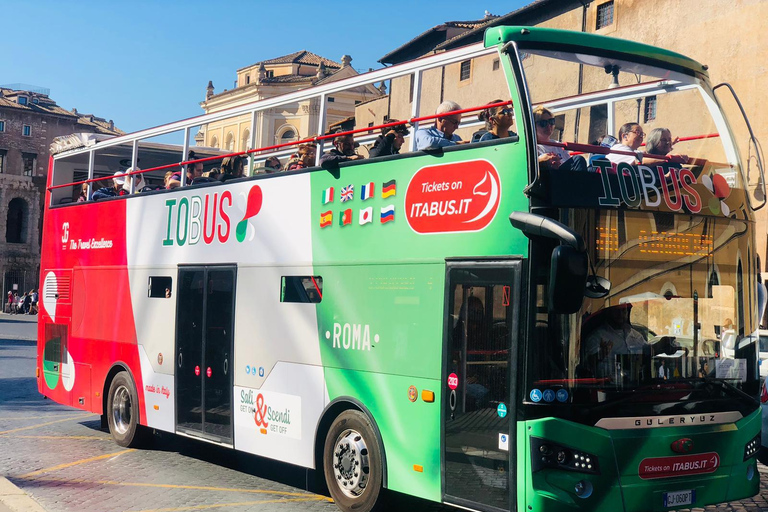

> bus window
[148,276,172,298]
[49,150,90,206]
[280,276,322,303]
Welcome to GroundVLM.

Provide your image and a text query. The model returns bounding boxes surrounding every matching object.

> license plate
[663,489,695,507]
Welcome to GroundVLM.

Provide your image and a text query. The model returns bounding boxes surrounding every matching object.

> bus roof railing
[51,43,497,160]
[49,100,514,192]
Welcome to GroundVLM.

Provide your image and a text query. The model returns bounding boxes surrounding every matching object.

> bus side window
[148,276,172,298]
[281,276,322,303]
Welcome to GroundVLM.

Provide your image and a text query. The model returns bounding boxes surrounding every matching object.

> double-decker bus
[38,26,765,512]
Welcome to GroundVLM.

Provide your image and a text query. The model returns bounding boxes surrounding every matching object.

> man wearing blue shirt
[415,101,463,150]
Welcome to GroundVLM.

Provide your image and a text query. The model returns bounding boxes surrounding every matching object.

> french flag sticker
[361,182,374,201]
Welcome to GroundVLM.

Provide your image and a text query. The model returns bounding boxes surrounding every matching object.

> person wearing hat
[91,171,130,200]
[369,121,409,158]
[122,167,148,193]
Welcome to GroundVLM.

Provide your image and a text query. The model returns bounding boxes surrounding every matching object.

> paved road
[2,314,768,512]
[0,314,447,512]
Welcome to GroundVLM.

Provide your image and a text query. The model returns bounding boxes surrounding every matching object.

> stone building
[0,86,122,299]
[198,50,382,170]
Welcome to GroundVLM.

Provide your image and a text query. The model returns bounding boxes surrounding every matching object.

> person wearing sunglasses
[477,100,517,142]
[534,106,587,172]
[607,122,645,165]
[415,100,464,151]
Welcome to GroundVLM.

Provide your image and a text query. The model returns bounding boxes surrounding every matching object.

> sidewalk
[0,478,46,512]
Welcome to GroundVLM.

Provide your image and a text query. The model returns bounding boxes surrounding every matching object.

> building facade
[199,50,382,170]
[0,86,122,299]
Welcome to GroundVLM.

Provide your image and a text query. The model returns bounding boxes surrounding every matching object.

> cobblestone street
[3,314,768,512]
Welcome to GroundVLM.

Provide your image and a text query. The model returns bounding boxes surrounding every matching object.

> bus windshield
[517,48,749,214]
[529,209,759,411]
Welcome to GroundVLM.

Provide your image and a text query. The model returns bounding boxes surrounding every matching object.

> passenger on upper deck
[122,167,148,193]
[168,151,205,189]
[414,101,463,151]
[606,123,644,165]
[218,155,246,182]
[644,128,688,165]
[320,134,364,165]
[368,122,409,158]
[76,183,89,202]
[264,156,282,174]
[534,106,587,172]
[477,100,517,141]
[287,144,317,170]
[91,171,129,200]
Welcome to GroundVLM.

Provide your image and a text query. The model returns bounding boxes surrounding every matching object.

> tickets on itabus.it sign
[638,452,720,479]
[405,160,501,234]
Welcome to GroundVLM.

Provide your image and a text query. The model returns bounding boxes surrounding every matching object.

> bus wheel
[107,371,146,447]
[323,410,384,512]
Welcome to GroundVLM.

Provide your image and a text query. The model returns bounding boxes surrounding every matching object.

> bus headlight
[531,437,600,474]
[744,433,761,461]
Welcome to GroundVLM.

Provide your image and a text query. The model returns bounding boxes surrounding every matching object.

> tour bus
[38,26,766,512]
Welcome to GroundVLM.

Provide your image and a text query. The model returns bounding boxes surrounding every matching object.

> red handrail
[549,133,720,165]
[49,100,514,192]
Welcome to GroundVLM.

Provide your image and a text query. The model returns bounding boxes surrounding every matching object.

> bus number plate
[663,489,694,507]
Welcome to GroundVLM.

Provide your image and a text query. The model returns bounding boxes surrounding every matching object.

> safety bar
[49,101,514,191]
[547,133,720,166]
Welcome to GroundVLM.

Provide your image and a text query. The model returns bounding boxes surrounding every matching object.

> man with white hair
[415,100,464,150]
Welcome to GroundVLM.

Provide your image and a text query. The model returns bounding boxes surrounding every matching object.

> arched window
[225,132,235,151]
[6,198,27,243]
[210,136,219,149]
[280,128,296,143]
[242,129,251,151]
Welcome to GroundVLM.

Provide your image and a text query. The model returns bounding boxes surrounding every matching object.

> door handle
[178,352,182,367]
[224,358,228,375]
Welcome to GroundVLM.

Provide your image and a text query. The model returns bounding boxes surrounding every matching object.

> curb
[0,478,46,512]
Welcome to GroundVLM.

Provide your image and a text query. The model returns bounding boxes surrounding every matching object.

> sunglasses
[630,130,646,137]
[537,118,556,128]
[441,117,460,126]
[498,108,514,116]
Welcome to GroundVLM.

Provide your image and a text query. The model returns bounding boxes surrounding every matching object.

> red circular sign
[405,160,501,234]
[194,366,200,376]
[448,373,459,390]
[206,367,212,378]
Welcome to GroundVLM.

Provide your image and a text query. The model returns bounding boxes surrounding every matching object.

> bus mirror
[585,275,611,299]
[549,245,588,314]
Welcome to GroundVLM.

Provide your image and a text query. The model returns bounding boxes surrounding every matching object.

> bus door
[175,265,236,444]
[443,261,521,512]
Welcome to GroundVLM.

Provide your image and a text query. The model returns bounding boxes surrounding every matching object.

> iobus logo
[162,186,263,246]
[405,160,501,234]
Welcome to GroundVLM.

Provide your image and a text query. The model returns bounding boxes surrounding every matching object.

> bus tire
[106,371,147,447]
[323,410,384,512]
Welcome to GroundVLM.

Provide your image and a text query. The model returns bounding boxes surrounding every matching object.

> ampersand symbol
[253,393,269,428]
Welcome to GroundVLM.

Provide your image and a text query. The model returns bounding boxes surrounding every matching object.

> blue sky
[1,1,526,134]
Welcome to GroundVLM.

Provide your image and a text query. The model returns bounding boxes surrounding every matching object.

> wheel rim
[112,385,132,435]
[332,428,371,498]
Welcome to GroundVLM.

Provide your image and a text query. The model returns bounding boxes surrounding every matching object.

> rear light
[531,437,600,474]
[744,433,761,461]
[761,378,768,404]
